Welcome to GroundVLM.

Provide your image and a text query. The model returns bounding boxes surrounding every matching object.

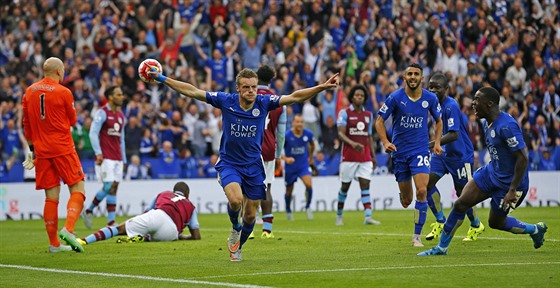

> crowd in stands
[1,0,559,182]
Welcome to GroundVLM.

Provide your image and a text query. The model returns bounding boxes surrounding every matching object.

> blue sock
[285,194,292,213]
[84,226,118,244]
[262,214,273,232]
[466,207,480,227]
[361,189,372,218]
[427,187,446,223]
[502,216,536,234]
[305,188,313,209]
[439,209,466,249]
[414,201,428,235]
[106,194,117,225]
[88,182,111,211]
[227,205,241,231]
[337,190,348,216]
[239,217,255,249]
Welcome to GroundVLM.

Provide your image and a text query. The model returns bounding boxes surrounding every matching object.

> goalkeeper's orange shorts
[35,151,85,190]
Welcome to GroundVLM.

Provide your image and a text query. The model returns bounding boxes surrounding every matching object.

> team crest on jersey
[118,117,123,124]
[448,118,454,127]
[114,123,120,131]
[252,108,260,117]
[422,101,428,108]
[303,136,309,142]
[364,117,369,123]
[506,136,519,147]
[357,121,365,130]
[490,130,495,138]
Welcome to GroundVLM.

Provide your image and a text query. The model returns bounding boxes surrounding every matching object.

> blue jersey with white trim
[378,88,441,157]
[482,112,528,186]
[284,129,314,171]
[206,92,281,165]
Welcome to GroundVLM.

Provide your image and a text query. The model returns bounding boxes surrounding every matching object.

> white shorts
[125,209,179,242]
[100,159,123,182]
[264,160,275,184]
[339,162,373,183]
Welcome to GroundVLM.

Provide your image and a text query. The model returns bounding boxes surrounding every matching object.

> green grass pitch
[1,207,559,287]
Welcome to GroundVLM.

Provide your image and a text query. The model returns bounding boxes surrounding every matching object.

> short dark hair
[257,65,275,85]
[235,68,258,86]
[478,86,500,105]
[348,84,369,103]
[407,63,423,74]
[429,72,448,87]
[173,181,190,195]
[104,86,117,99]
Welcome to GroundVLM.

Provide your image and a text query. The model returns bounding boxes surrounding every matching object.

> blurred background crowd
[1,0,559,182]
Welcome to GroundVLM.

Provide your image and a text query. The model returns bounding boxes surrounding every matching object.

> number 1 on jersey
[40,93,46,120]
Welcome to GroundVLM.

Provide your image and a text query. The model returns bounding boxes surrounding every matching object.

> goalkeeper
[22,57,86,253]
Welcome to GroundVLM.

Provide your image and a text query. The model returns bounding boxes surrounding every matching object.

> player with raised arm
[419,87,548,256]
[77,181,200,245]
[424,73,484,242]
[147,66,338,261]
[375,63,443,247]
[82,86,126,228]
[283,114,315,221]
[22,57,86,253]
[257,65,286,239]
[336,84,381,226]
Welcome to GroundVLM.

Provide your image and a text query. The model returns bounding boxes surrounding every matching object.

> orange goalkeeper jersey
[22,78,77,158]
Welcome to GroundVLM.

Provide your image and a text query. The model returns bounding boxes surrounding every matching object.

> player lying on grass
[78,181,200,245]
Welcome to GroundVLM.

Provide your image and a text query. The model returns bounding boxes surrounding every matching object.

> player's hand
[432,143,443,156]
[321,73,339,90]
[22,152,35,170]
[371,157,378,170]
[95,154,104,165]
[147,66,167,83]
[382,141,397,153]
[351,142,364,152]
[285,157,295,165]
[502,189,518,211]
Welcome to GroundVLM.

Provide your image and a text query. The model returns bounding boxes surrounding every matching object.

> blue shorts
[285,165,312,186]
[473,165,529,216]
[392,152,431,182]
[215,159,266,200]
[430,155,474,188]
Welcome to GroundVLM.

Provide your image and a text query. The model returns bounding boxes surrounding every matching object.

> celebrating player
[424,73,484,242]
[283,114,315,221]
[418,87,548,256]
[148,66,338,261]
[375,63,443,247]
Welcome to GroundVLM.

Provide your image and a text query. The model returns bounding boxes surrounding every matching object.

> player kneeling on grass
[78,182,200,245]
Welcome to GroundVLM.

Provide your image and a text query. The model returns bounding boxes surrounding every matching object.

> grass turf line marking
[204,228,560,242]
[0,264,272,288]
[195,262,560,279]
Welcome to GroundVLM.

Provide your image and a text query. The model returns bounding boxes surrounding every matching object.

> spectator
[125,116,143,161]
[158,141,180,179]
[125,154,152,180]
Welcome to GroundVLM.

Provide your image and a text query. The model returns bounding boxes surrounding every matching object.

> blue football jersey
[284,128,314,171]
[206,92,281,165]
[440,96,474,160]
[378,88,441,157]
[482,112,529,186]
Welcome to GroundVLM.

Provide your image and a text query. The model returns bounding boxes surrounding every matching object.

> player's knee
[453,199,470,213]
[488,219,503,230]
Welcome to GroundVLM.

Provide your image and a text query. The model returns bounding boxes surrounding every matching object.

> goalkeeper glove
[22,151,35,170]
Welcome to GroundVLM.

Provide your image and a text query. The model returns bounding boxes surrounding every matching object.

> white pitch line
[0,264,272,288]
[195,262,560,279]
[203,228,560,242]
